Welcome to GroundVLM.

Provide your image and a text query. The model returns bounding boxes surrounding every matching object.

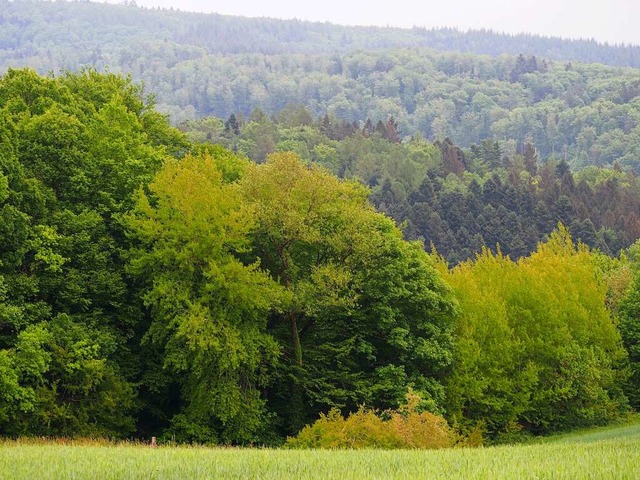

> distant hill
[2,0,639,66]
[2,0,640,172]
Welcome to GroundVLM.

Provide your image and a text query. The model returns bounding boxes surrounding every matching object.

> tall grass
[1,422,639,479]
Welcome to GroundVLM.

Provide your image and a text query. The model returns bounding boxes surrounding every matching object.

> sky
[104,0,640,45]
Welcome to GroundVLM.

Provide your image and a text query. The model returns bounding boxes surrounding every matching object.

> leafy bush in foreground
[287,393,456,449]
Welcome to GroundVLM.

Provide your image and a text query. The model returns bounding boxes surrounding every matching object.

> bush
[286,393,456,449]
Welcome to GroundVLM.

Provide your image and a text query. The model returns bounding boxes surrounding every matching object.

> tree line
[0,69,638,445]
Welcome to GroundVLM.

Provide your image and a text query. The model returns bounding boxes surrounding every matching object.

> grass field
[1,419,639,479]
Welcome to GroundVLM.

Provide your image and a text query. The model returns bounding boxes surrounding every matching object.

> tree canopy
[0,68,637,445]
[441,227,629,437]
[0,68,186,436]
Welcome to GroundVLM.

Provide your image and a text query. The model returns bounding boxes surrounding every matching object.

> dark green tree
[0,68,186,437]
[241,152,456,434]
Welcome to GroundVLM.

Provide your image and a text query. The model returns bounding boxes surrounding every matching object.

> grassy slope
[539,415,640,444]
[1,421,639,479]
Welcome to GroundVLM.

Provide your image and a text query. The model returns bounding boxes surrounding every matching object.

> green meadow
[2,419,639,480]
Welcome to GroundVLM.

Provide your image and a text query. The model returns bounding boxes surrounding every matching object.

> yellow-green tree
[126,152,281,443]
[443,226,628,437]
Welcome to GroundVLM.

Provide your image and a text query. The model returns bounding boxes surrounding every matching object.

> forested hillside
[3,2,640,172]
[157,50,640,173]
[3,1,639,63]
[1,69,639,445]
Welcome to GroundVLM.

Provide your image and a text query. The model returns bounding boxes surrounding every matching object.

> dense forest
[0,69,639,446]
[157,50,640,173]
[3,2,640,173]
[1,0,640,448]
[180,111,640,263]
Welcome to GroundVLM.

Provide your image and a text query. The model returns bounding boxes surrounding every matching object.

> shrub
[286,393,456,449]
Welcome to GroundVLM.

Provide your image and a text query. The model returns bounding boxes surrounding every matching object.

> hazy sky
[105,0,640,45]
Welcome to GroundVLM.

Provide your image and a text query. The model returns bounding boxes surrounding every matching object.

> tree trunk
[289,311,302,366]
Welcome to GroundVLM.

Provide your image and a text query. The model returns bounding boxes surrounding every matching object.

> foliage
[125,153,281,444]
[0,67,636,446]
[185,112,640,263]
[286,392,456,449]
[0,68,186,437]
[164,51,640,172]
[442,227,629,436]
[122,148,456,441]
[0,315,136,437]
[4,1,640,67]
[619,262,640,409]
[240,153,456,434]
[5,3,640,173]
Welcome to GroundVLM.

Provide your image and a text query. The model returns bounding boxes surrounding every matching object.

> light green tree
[126,152,281,443]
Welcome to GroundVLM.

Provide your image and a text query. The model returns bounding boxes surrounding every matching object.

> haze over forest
[100,0,640,46]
